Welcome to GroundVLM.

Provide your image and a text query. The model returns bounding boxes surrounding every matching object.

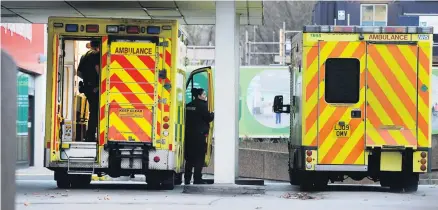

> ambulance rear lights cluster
[420,152,427,172]
[162,116,170,130]
[306,150,313,169]
[303,25,434,34]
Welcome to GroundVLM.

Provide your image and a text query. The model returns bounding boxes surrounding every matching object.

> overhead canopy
[1,1,264,25]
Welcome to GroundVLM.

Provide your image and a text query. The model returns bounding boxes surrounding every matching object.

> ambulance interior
[59,38,101,146]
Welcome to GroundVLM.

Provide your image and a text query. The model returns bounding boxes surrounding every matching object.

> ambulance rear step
[67,157,95,175]
[60,142,97,160]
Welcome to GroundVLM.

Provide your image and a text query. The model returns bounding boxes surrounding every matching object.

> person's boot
[193,179,208,184]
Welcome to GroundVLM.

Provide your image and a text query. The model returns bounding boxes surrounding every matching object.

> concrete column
[1,51,18,210]
[34,24,48,167]
[214,1,240,184]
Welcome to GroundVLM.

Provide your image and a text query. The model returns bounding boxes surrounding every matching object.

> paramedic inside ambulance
[77,40,101,142]
[184,88,214,184]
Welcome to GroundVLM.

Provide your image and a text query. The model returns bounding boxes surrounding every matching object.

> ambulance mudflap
[106,40,158,143]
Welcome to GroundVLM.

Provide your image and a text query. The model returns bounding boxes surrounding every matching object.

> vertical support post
[347,14,350,26]
[282,22,286,65]
[245,30,249,66]
[1,51,17,210]
[214,1,239,184]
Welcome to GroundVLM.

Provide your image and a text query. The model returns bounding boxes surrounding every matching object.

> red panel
[1,24,45,74]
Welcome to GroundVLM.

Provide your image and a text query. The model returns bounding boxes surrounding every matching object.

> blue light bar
[147,26,160,34]
[65,24,78,32]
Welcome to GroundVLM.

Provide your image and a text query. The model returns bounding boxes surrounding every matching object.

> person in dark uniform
[77,40,101,142]
[184,88,214,184]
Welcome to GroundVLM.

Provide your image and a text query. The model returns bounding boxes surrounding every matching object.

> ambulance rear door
[105,37,159,144]
[316,40,367,167]
[185,67,214,167]
[365,40,419,148]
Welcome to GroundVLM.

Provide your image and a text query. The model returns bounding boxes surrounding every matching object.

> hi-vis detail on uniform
[43,17,214,190]
[273,25,434,192]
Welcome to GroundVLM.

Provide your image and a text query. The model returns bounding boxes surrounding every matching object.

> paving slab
[183,183,266,195]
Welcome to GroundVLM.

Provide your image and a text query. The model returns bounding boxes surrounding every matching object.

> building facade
[1,24,46,168]
[311,0,438,65]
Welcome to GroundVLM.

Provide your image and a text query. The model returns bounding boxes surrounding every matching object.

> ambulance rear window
[325,58,360,104]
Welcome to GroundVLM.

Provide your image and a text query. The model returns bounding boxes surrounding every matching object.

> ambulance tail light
[86,24,99,33]
[418,26,433,34]
[106,25,119,33]
[163,123,169,130]
[163,116,169,122]
[127,26,139,34]
[382,26,407,33]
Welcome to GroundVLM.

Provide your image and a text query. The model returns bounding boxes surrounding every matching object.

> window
[433,35,438,66]
[325,58,360,104]
[185,71,209,103]
[360,4,388,26]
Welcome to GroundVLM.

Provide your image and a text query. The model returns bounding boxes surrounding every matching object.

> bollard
[1,51,18,210]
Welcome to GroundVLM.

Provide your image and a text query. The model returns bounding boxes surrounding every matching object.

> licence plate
[334,124,350,137]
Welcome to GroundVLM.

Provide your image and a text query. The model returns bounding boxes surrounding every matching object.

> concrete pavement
[15,170,438,210]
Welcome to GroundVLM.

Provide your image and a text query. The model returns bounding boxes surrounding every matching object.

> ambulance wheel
[70,175,92,188]
[146,171,161,190]
[162,171,175,190]
[56,179,70,189]
[55,170,70,189]
[174,172,183,185]
[403,173,419,192]
[288,168,300,186]
[388,175,404,192]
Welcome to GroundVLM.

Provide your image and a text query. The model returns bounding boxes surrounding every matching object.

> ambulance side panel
[301,35,319,148]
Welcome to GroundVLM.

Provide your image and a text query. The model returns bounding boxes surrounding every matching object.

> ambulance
[273,25,434,192]
[44,17,214,190]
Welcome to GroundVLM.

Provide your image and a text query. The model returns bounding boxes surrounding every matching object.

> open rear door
[185,67,214,166]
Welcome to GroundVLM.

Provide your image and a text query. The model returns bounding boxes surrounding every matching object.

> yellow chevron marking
[367,56,416,129]
[334,121,365,164]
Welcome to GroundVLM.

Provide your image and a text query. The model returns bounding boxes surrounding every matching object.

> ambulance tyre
[146,172,161,190]
[174,172,183,185]
[288,169,300,186]
[161,171,175,190]
[403,173,419,192]
[55,170,70,189]
[70,175,92,188]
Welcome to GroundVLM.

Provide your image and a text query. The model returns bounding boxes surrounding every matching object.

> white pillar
[214,1,240,184]
[33,24,48,167]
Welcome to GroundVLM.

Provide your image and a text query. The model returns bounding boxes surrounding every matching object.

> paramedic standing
[77,40,100,142]
[184,88,214,184]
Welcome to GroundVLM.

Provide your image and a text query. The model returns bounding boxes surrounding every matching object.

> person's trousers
[84,89,99,142]
[184,158,204,183]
